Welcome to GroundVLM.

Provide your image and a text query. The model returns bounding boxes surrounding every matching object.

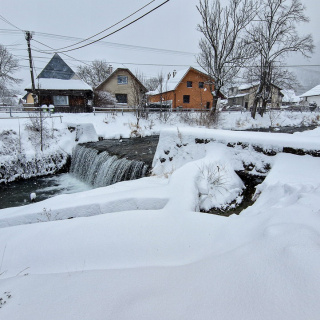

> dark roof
[38,53,75,80]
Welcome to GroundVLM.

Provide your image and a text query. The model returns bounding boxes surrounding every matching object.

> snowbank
[0,113,320,319]
[0,149,320,319]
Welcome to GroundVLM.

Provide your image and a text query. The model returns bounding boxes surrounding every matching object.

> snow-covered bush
[197,162,244,211]
[93,90,117,107]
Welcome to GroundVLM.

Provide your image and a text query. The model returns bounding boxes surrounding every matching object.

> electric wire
[0,14,23,32]
[36,0,171,54]
[0,28,195,56]
[40,0,157,52]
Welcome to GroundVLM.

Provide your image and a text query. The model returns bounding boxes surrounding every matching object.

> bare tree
[77,60,112,88]
[144,77,160,92]
[197,0,257,117]
[0,44,21,100]
[131,70,148,124]
[247,0,314,118]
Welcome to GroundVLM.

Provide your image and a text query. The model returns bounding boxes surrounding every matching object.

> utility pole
[25,31,43,151]
[25,31,36,98]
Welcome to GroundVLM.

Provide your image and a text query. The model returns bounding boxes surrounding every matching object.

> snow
[25,78,93,91]
[29,192,36,201]
[0,110,320,319]
[300,84,320,97]
[238,81,259,90]
[281,89,300,103]
[149,67,192,94]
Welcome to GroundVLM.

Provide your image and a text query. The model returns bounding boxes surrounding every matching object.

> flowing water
[70,145,149,187]
[0,136,160,209]
[0,173,91,209]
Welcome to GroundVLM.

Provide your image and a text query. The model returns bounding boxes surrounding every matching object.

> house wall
[38,93,92,113]
[148,91,175,107]
[97,69,143,106]
[24,90,93,112]
[149,69,213,109]
[26,93,34,104]
[242,86,282,109]
[303,96,320,106]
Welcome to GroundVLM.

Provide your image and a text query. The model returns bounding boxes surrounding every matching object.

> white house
[300,85,320,106]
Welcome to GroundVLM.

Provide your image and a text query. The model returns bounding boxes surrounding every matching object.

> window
[53,95,69,106]
[183,95,190,103]
[187,81,192,88]
[115,94,128,104]
[199,82,204,89]
[118,75,128,85]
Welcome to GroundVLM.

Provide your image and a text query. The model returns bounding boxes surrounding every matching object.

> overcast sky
[1,0,320,93]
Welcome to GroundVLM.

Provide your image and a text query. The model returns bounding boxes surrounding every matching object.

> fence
[93,106,212,115]
[0,106,63,122]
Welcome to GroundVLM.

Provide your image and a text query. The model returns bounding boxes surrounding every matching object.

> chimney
[107,64,113,74]
[173,70,177,77]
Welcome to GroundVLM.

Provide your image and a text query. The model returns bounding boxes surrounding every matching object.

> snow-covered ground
[0,110,320,319]
[1,109,319,182]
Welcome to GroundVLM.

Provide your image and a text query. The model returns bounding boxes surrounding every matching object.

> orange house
[148,67,215,110]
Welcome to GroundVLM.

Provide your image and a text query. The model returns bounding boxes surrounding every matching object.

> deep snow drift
[0,119,320,319]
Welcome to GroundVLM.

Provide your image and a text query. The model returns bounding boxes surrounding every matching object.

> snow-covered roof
[238,82,260,91]
[300,84,320,98]
[25,78,93,91]
[149,67,209,95]
[149,68,189,95]
[228,93,248,99]
[281,89,300,103]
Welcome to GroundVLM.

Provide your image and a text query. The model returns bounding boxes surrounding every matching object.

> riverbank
[1,110,319,184]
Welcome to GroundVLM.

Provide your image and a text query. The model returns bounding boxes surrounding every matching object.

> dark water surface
[0,173,91,209]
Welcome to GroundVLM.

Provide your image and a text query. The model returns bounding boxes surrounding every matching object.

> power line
[31,40,92,67]
[0,28,195,56]
[0,14,23,32]
[44,0,157,52]
[37,0,171,54]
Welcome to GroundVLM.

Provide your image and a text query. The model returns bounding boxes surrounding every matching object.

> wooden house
[148,67,217,110]
[25,54,93,112]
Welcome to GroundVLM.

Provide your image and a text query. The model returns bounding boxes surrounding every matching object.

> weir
[70,136,159,187]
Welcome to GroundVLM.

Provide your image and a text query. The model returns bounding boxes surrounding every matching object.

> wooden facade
[148,67,215,110]
[37,90,93,113]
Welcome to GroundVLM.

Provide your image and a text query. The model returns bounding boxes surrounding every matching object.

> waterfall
[70,145,149,187]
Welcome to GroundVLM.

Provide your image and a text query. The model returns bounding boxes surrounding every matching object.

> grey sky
[1,0,319,93]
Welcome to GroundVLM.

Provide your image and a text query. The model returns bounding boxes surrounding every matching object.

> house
[95,68,147,106]
[228,82,283,110]
[300,84,320,106]
[25,53,93,112]
[148,67,217,110]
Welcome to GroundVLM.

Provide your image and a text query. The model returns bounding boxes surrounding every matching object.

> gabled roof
[38,53,76,80]
[96,68,147,92]
[25,78,92,91]
[300,84,320,98]
[149,67,211,95]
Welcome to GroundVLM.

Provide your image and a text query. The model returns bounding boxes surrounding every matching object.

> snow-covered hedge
[0,152,69,183]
